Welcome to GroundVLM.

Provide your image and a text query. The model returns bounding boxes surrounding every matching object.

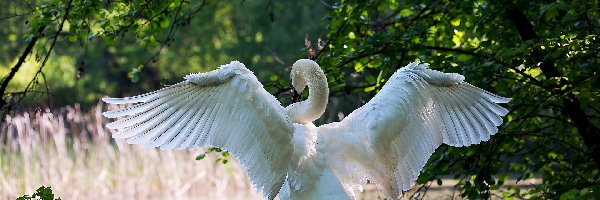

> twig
[313,3,357,60]
[265,47,286,65]
[40,71,51,105]
[0,25,45,109]
[0,10,34,21]
[17,0,74,106]
[104,0,156,36]
[141,0,185,66]
[319,0,334,10]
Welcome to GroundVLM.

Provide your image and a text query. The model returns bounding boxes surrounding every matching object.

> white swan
[102,59,510,199]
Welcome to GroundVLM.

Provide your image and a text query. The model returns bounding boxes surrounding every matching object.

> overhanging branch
[502,1,600,169]
[0,25,46,110]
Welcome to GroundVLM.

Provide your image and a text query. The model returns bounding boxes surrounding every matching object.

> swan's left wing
[102,61,294,199]
[329,62,510,198]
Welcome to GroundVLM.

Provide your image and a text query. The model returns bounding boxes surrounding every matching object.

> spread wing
[330,62,510,198]
[102,61,295,199]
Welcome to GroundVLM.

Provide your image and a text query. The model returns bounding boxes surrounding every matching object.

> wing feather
[102,83,188,104]
[105,87,199,129]
[330,62,510,198]
[103,61,294,199]
[102,83,191,117]
[147,105,196,147]
[126,91,199,144]
[152,90,208,147]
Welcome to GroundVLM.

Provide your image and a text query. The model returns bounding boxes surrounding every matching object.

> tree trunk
[504,3,600,169]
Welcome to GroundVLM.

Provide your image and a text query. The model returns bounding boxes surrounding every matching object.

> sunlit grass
[0,103,537,199]
[1,103,260,199]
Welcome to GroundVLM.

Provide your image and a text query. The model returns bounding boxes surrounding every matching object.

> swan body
[103,59,510,199]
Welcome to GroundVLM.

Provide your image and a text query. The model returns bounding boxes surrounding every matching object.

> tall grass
[1,103,260,200]
[1,103,537,200]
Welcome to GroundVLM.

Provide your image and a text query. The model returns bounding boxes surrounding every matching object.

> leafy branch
[0,0,74,112]
[17,186,61,200]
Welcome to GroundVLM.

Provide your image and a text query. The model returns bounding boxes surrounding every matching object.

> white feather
[103,61,294,200]
[103,60,509,200]
[320,61,510,198]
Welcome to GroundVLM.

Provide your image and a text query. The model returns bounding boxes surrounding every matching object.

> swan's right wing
[102,61,295,199]
[329,62,510,198]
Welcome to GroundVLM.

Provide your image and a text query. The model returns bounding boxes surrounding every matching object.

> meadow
[1,103,259,200]
[0,103,537,200]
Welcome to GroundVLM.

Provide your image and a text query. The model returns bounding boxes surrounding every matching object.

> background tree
[0,0,328,113]
[315,0,599,199]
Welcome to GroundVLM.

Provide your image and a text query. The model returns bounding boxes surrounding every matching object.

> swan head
[285,59,329,124]
[291,60,309,94]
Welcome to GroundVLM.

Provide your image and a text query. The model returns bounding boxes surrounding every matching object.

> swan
[102,59,510,199]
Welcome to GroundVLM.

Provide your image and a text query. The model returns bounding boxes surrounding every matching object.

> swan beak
[291,87,301,103]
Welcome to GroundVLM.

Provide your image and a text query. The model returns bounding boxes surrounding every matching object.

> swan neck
[306,74,328,115]
[287,60,329,124]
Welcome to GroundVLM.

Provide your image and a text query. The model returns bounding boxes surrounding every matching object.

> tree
[0,0,328,114]
[315,0,599,198]
[1,0,193,113]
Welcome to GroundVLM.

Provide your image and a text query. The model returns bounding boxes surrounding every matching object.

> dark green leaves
[17,186,61,200]
[196,147,230,165]
[317,0,600,199]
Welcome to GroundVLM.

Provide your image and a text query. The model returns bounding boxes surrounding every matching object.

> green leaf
[160,18,170,29]
[68,35,78,42]
[347,32,356,40]
[354,62,364,72]
[399,8,413,17]
[456,54,470,62]
[364,86,376,92]
[195,153,206,160]
[365,75,375,83]
[451,18,461,27]
[17,186,60,200]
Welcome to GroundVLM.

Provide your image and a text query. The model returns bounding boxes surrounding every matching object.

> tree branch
[1,0,74,111]
[20,0,74,105]
[424,45,482,57]
[0,10,34,21]
[502,1,600,169]
[423,45,549,89]
[0,25,46,110]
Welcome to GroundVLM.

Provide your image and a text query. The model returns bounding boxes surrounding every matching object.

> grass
[1,103,260,200]
[1,103,537,200]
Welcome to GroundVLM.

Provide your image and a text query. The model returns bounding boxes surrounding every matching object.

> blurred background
[1,0,599,199]
[0,0,331,110]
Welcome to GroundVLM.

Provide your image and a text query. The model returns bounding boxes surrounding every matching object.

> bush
[17,186,61,200]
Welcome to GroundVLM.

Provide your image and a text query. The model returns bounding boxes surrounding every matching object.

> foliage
[196,147,230,164]
[16,186,61,200]
[0,0,328,112]
[315,0,600,199]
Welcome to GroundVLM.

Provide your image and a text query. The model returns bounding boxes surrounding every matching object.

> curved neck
[286,60,329,124]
